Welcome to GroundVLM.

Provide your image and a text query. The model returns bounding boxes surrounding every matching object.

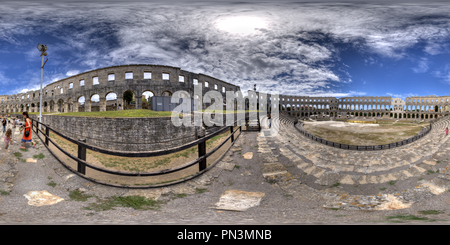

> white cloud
[3,2,450,97]
[386,92,419,100]
[431,64,450,84]
[412,58,429,73]
[66,70,79,77]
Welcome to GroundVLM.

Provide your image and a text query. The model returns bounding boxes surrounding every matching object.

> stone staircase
[255,114,450,210]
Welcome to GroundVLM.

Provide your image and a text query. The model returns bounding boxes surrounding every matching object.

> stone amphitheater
[256,114,450,211]
[3,64,450,223]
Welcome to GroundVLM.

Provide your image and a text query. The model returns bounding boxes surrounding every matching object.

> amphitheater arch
[90,94,100,112]
[77,96,85,112]
[57,99,64,112]
[161,90,172,97]
[123,90,136,110]
[64,97,72,112]
[141,90,154,110]
[106,92,118,111]
[49,100,55,112]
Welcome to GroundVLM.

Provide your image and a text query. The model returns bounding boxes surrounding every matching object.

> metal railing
[28,117,243,188]
[278,115,434,151]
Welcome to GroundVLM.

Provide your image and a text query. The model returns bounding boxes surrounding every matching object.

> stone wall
[0,64,241,114]
[29,115,203,152]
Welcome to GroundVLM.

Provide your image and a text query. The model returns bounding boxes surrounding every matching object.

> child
[4,128,12,150]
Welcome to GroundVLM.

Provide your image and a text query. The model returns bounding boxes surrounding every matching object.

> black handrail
[275,114,435,151]
[28,117,243,188]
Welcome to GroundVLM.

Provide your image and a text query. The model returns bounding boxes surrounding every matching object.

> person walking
[2,117,6,134]
[20,112,36,149]
[268,113,271,129]
[446,127,448,136]
[4,128,12,151]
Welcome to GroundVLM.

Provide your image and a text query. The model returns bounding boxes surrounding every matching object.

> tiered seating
[260,114,450,186]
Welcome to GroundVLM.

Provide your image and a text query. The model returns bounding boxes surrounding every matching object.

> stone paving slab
[214,190,265,212]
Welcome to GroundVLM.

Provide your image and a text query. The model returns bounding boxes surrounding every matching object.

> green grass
[380,187,386,191]
[33,153,45,159]
[83,195,162,212]
[47,181,56,188]
[13,152,22,158]
[195,188,207,194]
[19,148,28,152]
[418,210,445,215]
[27,112,56,115]
[176,193,187,198]
[235,165,241,169]
[54,109,174,118]
[427,170,436,175]
[0,190,10,196]
[388,180,397,186]
[385,214,429,221]
[330,182,340,188]
[69,190,93,202]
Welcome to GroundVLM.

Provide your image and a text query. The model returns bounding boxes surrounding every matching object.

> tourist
[2,117,6,134]
[118,103,121,110]
[268,113,271,128]
[4,128,12,151]
[20,112,36,149]
[446,127,448,136]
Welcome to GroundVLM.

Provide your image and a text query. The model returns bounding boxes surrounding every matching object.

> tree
[124,91,133,105]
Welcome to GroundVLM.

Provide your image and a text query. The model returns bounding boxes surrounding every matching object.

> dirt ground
[302,120,430,146]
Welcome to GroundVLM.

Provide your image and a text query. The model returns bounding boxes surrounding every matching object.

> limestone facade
[0,64,241,113]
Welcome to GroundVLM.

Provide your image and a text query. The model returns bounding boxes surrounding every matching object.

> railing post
[45,125,49,146]
[198,135,207,171]
[77,139,87,175]
[230,126,234,142]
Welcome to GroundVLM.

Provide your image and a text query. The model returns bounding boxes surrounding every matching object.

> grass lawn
[45,109,174,118]
[27,112,56,115]
[19,109,260,118]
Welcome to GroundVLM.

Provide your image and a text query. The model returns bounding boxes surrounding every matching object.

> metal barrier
[279,115,434,151]
[29,117,243,188]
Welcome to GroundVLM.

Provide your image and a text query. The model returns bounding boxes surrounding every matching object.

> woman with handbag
[20,112,36,149]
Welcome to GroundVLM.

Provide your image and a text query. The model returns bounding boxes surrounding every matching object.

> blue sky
[2,1,450,100]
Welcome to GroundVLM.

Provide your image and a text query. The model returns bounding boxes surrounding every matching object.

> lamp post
[37,44,48,137]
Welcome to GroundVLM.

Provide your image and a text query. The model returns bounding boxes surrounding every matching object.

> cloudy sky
[2,1,450,100]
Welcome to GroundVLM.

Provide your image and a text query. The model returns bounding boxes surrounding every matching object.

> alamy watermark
[169,84,279,137]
